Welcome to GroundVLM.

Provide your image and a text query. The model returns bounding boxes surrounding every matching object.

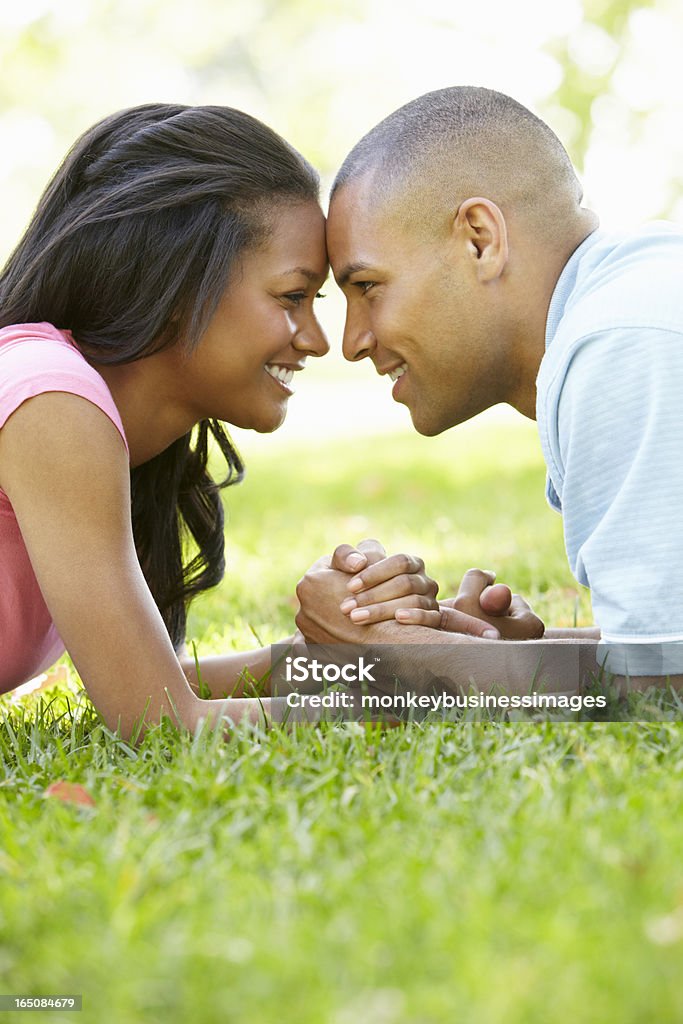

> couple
[1,88,680,738]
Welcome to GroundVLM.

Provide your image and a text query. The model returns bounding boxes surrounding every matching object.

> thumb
[440,606,500,640]
[330,543,368,574]
[479,583,513,617]
[356,538,387,564]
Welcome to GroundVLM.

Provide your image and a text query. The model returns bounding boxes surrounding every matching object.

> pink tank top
[0,323,129,692]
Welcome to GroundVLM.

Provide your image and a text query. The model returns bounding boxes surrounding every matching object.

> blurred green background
[1,0,682,453]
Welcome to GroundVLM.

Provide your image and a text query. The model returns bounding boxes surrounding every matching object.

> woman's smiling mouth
[265,363,297,394]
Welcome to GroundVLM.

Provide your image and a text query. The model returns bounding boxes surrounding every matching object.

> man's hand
[394,568,545,640]
[296,542,541,643]
[330,543,538,640]
[331,539,440,623]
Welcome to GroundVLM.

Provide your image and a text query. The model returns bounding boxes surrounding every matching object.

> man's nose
[342,317,376,363]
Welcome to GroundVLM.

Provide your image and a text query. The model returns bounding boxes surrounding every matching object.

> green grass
[2,421,682,1023]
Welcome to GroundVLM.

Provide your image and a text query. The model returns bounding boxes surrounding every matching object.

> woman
[0,103,442,739]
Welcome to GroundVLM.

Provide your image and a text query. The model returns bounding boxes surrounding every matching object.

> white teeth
[388,365,407,382]
[265,364,295,386]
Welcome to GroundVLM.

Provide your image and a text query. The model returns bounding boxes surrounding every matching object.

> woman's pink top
[0,323,129,693]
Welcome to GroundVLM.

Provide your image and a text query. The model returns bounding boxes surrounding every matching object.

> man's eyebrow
[336,261,373,288]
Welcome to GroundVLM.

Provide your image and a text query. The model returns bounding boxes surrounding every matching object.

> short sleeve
[556,326,683,674]
[0,332,129,457]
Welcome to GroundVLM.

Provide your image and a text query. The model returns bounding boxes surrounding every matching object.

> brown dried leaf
[44,780,96,807]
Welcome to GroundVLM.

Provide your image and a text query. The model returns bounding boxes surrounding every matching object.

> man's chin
[409,407,448,438]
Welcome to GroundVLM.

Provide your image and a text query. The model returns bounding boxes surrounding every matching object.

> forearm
[357,621,601,695]
[133,680,335,740]
[188,692,354,733]
[179,644,275,699]
[180,634,348,701]
[185,694,271,732]
[544,626,601,641]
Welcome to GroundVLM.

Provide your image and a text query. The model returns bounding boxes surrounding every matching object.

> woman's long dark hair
[0,104,320,649]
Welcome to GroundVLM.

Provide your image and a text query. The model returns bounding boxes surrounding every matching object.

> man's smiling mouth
[387,364,407,382]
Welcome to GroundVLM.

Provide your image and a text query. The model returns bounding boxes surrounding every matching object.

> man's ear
[452,197,508,282]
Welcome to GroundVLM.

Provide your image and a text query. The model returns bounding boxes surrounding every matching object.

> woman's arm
[0,392,273,740]
[177,643,276,698]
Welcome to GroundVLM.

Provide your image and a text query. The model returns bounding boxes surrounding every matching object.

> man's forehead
[327,175,403,270]
[329,175,381,226]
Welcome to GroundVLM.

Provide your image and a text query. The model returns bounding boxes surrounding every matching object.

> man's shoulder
[564,221,683,334]
[536,222,683,501]
[539,221,683,404]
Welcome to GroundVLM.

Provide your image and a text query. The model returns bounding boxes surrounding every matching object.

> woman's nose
[295,316,330,357]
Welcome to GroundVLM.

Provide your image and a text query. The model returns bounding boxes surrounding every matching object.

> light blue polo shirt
[536,221,683,676]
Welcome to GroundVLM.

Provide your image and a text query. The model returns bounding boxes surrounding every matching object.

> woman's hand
[394,568,545,640]
[295,538,436,643]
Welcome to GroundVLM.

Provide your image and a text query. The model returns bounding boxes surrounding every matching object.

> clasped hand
[296,539,544,644]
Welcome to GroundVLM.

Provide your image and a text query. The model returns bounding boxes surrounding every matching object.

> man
[296,85,683,692]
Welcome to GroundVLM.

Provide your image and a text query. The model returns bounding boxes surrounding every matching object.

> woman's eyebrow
[281,266,323,280]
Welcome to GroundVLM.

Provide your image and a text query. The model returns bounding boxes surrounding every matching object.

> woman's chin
[254,407,288,434]
[224,400,289,434]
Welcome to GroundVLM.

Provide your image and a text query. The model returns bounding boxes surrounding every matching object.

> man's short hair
[332,86,585,236]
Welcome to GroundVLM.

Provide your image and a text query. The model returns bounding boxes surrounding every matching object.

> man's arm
[544,627,601,640]
[545,326,683,680]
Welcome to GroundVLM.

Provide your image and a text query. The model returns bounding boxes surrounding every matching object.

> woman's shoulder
[0,321,129,455]
[0,319,105,398]
[0,320,79,357]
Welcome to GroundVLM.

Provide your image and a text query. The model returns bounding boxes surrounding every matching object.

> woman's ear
[453,197,509,282]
